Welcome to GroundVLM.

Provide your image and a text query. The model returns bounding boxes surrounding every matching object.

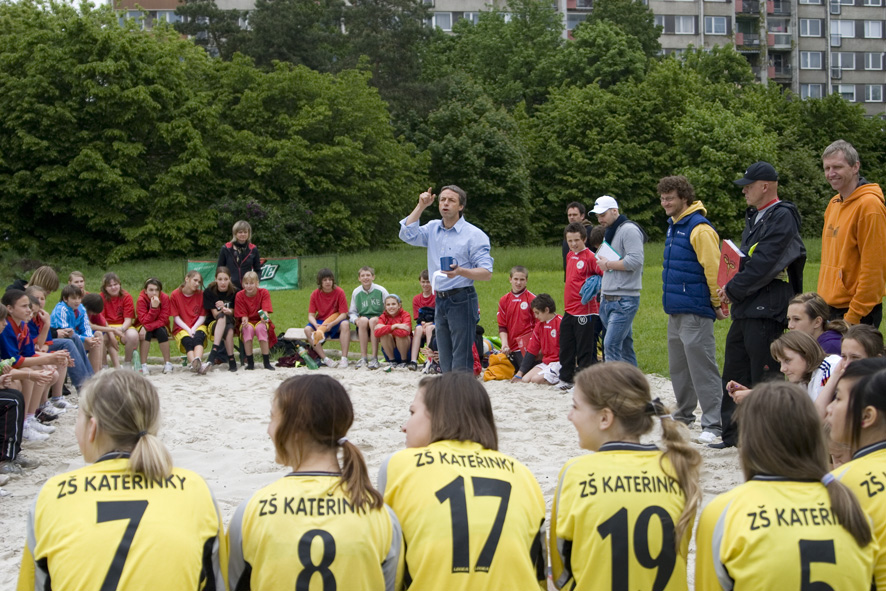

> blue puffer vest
[662,211,716,319]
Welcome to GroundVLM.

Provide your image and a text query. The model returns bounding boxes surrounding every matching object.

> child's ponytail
[338,437,384,511]
[656,410,702,548]
[822,473,872,547]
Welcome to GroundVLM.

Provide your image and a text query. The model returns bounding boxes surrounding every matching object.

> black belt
[437,286,474,299]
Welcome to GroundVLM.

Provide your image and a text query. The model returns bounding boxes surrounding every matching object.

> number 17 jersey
[378,440,546,591]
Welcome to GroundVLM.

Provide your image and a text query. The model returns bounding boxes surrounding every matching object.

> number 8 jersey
[378,440,546,591]
[550,442,690,591]
[696,476,877,590]
[17,455,226,591]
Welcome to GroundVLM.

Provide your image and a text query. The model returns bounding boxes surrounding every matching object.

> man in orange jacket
[818,139,886,327]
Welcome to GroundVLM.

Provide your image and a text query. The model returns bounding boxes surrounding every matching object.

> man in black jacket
[711,162,806,449]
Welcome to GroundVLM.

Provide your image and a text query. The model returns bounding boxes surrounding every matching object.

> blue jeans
[49,338,93,390]
[600,295,640,366]
[435,287,479,373]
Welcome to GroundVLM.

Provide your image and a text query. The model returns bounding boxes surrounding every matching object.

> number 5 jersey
[17,454,226,591]
[378,440,546,591]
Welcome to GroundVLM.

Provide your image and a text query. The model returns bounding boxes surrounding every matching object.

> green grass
[10,239,824,375]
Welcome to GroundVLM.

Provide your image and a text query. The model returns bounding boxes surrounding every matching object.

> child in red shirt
[513,294,563,385]
[497,265,536,369]
[409,270,435,371]
[305,268,350,368]
[235,271,274,371]
[136,278,173,375]
[99,272,139,367]
[171,271,209,374]
[375,295,412,367]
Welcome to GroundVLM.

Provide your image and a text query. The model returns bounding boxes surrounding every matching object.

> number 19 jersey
[379,440,546,591]
[550,442,690,591]
[696,476,877,590]
[227,472,403,591]
[17,456,226,591]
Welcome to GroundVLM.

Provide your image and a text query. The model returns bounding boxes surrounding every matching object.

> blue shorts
[306,320,342,339]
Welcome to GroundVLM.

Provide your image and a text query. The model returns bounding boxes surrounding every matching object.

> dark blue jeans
[49,338,93,390]
[434,287,479,373]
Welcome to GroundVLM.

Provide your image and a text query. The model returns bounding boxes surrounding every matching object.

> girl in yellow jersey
[826,358,886,589]
[550,362,701,591]
[227,375,403,591]
[378,373,546,591]
[697,381,876,590]
[17,371,227,591]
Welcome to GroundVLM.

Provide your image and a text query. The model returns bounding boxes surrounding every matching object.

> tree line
[0,0,883,263]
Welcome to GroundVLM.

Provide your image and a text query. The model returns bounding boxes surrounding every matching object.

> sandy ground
[0,361,741,589]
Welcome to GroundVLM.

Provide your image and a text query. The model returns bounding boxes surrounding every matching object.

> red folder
[718,239,745,315]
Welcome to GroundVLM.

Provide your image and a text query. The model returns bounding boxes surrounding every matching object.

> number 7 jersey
[378,440,546,591]
[550,443,691,591]
[17,456,226,591]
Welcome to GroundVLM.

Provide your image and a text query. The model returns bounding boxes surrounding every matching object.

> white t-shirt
[806,354,842,401]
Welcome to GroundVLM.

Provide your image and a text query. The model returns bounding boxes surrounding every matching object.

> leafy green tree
[414,78,536,245]
[174,0,248,60]
[0,0,221,262]
[244,0,347,71]
[560,20,647,88]
[583,0,661,58]
[681,44,754,86]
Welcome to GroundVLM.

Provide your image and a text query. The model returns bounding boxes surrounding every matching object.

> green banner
[187,257,300,291]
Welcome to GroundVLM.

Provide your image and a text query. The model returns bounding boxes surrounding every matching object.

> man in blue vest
[660,176,727,446]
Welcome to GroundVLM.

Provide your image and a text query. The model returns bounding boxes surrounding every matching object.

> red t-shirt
[235,288,273,323]
[100,290,135,324]
[170,288,205,328]
[526,314,562,364]
[412,292,436,321]
[137,291,171,332]
[374,308,412,337]
[88,312,108,327]
[309,287,348,321]
[496,289,536,352]
[565,248,602,316]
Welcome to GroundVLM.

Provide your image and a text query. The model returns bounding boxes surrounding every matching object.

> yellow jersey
[550,442,691,591]
[227,471,403,591]
[378,440,546,591]
[696,475,877,590]
[834,440,886,590]
[17,453,226,591]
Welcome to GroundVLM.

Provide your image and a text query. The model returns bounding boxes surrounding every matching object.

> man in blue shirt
[399,186,493,373]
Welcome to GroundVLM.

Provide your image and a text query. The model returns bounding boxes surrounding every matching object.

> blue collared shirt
[399,216,494,291]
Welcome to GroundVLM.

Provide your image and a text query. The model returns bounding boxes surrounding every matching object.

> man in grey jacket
[592,195,646,366]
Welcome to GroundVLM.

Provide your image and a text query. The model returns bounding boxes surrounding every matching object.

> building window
[801,84,824,99]
[865,52,884,69]
[800,0,823,3]
[831,20,855,38]
[864,21,883,38]
[800,19,822,36]
[837,84,856,101]
[675,16,695,34]
[864,0,882,5]
[800,51,823,69]
[432,12,452,30]
[705,16,727,34]
[462,12,481,24]
[866,85,884,101]
[654,15,665,28]
[834,52,856,70]
[567,13,587,30]
[838,0,854,4]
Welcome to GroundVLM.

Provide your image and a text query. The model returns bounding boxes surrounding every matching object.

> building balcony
[735,32,761,47]
[769,0,790,14]
[767,32,792,47]
[769,64,793,78]
[735,0,760,14]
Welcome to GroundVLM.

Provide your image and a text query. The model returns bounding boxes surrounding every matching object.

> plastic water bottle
[296,345,319,370]
[258,309,270,323]
[132,351,141,373]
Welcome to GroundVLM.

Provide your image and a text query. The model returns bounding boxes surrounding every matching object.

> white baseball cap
[591,195,619,214]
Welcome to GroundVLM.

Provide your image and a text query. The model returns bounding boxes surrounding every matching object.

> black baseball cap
[734,161,779,186]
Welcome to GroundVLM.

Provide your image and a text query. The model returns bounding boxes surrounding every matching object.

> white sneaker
[23,422,49,441]
[51,397,77,410]
[140,365,150,376]
[696,431,720,445]
[323,357,336,368]
[198,361,212,375]
[337,358,348,369]
[163,362,174,374]
[354,358,367,369]
[26,419,55,435]
[40,403,64,416]
[368,359,380,370]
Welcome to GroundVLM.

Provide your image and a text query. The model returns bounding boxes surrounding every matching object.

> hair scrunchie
[337,436,349,446]
[821,473,836,486]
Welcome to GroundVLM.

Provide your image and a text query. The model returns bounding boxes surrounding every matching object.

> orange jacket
[818,181,886,323]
